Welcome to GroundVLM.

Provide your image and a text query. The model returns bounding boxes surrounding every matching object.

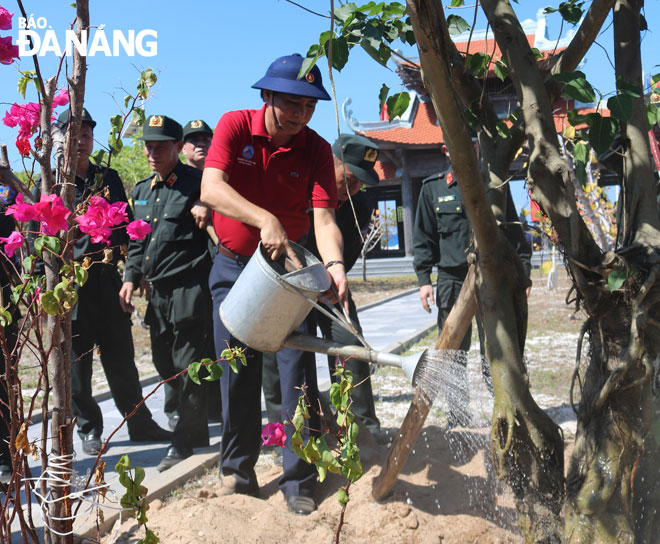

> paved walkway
[12,288,435,541]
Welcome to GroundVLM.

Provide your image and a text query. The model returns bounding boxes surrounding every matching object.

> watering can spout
[284,332,427,386]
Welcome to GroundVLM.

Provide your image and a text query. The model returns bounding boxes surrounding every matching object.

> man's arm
[412,183,440,313]
[200,166,299,264]
[312,206,348,305]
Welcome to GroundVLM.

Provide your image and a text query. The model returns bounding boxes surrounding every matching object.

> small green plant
[116,455,160,544]
[289,363,363,544]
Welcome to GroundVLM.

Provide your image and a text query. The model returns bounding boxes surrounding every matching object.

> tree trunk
[46,3,88,541]
[406,2,565,541]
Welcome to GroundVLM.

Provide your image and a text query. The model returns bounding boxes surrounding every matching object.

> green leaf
[607,94,633,123]
[495,120,510,139]
[203,362,223,382]
[385,91,410,120]
[110,114,122,132]
[616,76,643,98]
[299,54,319,80]
[334,2,358,24]
[325,35,350,71]
[73,262,88,286]
[22,255,34,273]
[447,14,469,36]
[91,149,107,167]
[188,361,202,385]
[360,38,390,67]
[17,76,30,99]
[586,113,617,155]
[494,60,508,82]
[608,268,627,292]
[34,236,61,256]
[646,104,660,129]
[124,95,132,108]
[0,309,12,327]
[41,291,60,316]
[464,107,479,129]
[133,465,146,487]
[132,108,146,128]
[558,1,583,25]
[450,0,465,6]
[573,142,588,184]
[466,52,490,78]
[552,70,595,103]
[567,108,587,126]
[378,84,389,114]
[337,487,349,507]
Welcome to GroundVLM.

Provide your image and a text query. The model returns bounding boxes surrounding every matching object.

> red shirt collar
[251,104,308,149]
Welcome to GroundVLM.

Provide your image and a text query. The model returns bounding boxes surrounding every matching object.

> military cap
[139,115,183,141]
[183,119,213,140]
[56,108,96,129]
[332,134,380,186]
[252,53,331,101]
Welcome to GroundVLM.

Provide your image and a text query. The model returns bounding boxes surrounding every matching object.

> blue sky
[1,1,659,210]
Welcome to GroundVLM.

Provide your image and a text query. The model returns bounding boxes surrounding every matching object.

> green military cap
[56,108,96,129]
[139,115,183,141]
[332,133,380,186]
[183,119,213,140]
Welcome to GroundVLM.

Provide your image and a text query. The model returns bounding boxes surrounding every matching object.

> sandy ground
[104,271,579,544]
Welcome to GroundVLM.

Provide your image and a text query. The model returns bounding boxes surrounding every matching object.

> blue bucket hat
[251,54,331,101]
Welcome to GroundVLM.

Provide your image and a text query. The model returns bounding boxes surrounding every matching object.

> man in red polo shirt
[201,53,347,516]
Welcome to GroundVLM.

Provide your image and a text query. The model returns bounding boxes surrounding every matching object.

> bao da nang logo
[16,16,157,57]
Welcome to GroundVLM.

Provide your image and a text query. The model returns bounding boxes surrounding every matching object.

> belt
[216,242,250,264]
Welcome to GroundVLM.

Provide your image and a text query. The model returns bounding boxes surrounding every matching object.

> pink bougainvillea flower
[32,194,71,236]
[52,89,69,107]
[16,137,31,156]
[0,6,14,30]
[0,231,25,257]
[0,35,19,65]
[6,192,38,222]
[126,220,152,241]
[261,422,286,447]
[75,197,129,245]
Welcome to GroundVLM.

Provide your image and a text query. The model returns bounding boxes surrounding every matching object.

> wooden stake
[371,264,477,501]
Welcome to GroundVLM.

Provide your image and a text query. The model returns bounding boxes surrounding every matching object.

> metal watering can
[219,242,427,385]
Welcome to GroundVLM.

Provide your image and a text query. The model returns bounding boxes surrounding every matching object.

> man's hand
[191,201,211,229]
[324,262,348,311]
[260,214,302,267]
[119,281,135,313]
[419,284,434,313]
[137,279,151,301]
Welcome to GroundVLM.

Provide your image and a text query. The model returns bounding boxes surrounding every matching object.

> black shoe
[129,420,173,442]
[0,464,11,485]
[286,495,317,515]
[157,445,192,472]
[81,433,102,456]
[168,414,180,431]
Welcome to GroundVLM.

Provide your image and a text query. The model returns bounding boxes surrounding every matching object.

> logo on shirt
[438,195,456,203]
[242,145,255,160]
[290,171,299,178]
[446,172,454,186]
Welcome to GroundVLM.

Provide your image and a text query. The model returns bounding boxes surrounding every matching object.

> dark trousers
[0,319,16,468]
[436,268,490,424]
[209,252,320,498]
[146,273,212,449]
[262,290,380,432]
[71,265,154,438]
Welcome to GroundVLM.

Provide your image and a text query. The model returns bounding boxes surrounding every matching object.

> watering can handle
[271,266,372,349]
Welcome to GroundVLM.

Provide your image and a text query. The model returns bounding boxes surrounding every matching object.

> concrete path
[11,288,436,542]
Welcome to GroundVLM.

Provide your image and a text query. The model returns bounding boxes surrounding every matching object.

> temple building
[343,10,584,258]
